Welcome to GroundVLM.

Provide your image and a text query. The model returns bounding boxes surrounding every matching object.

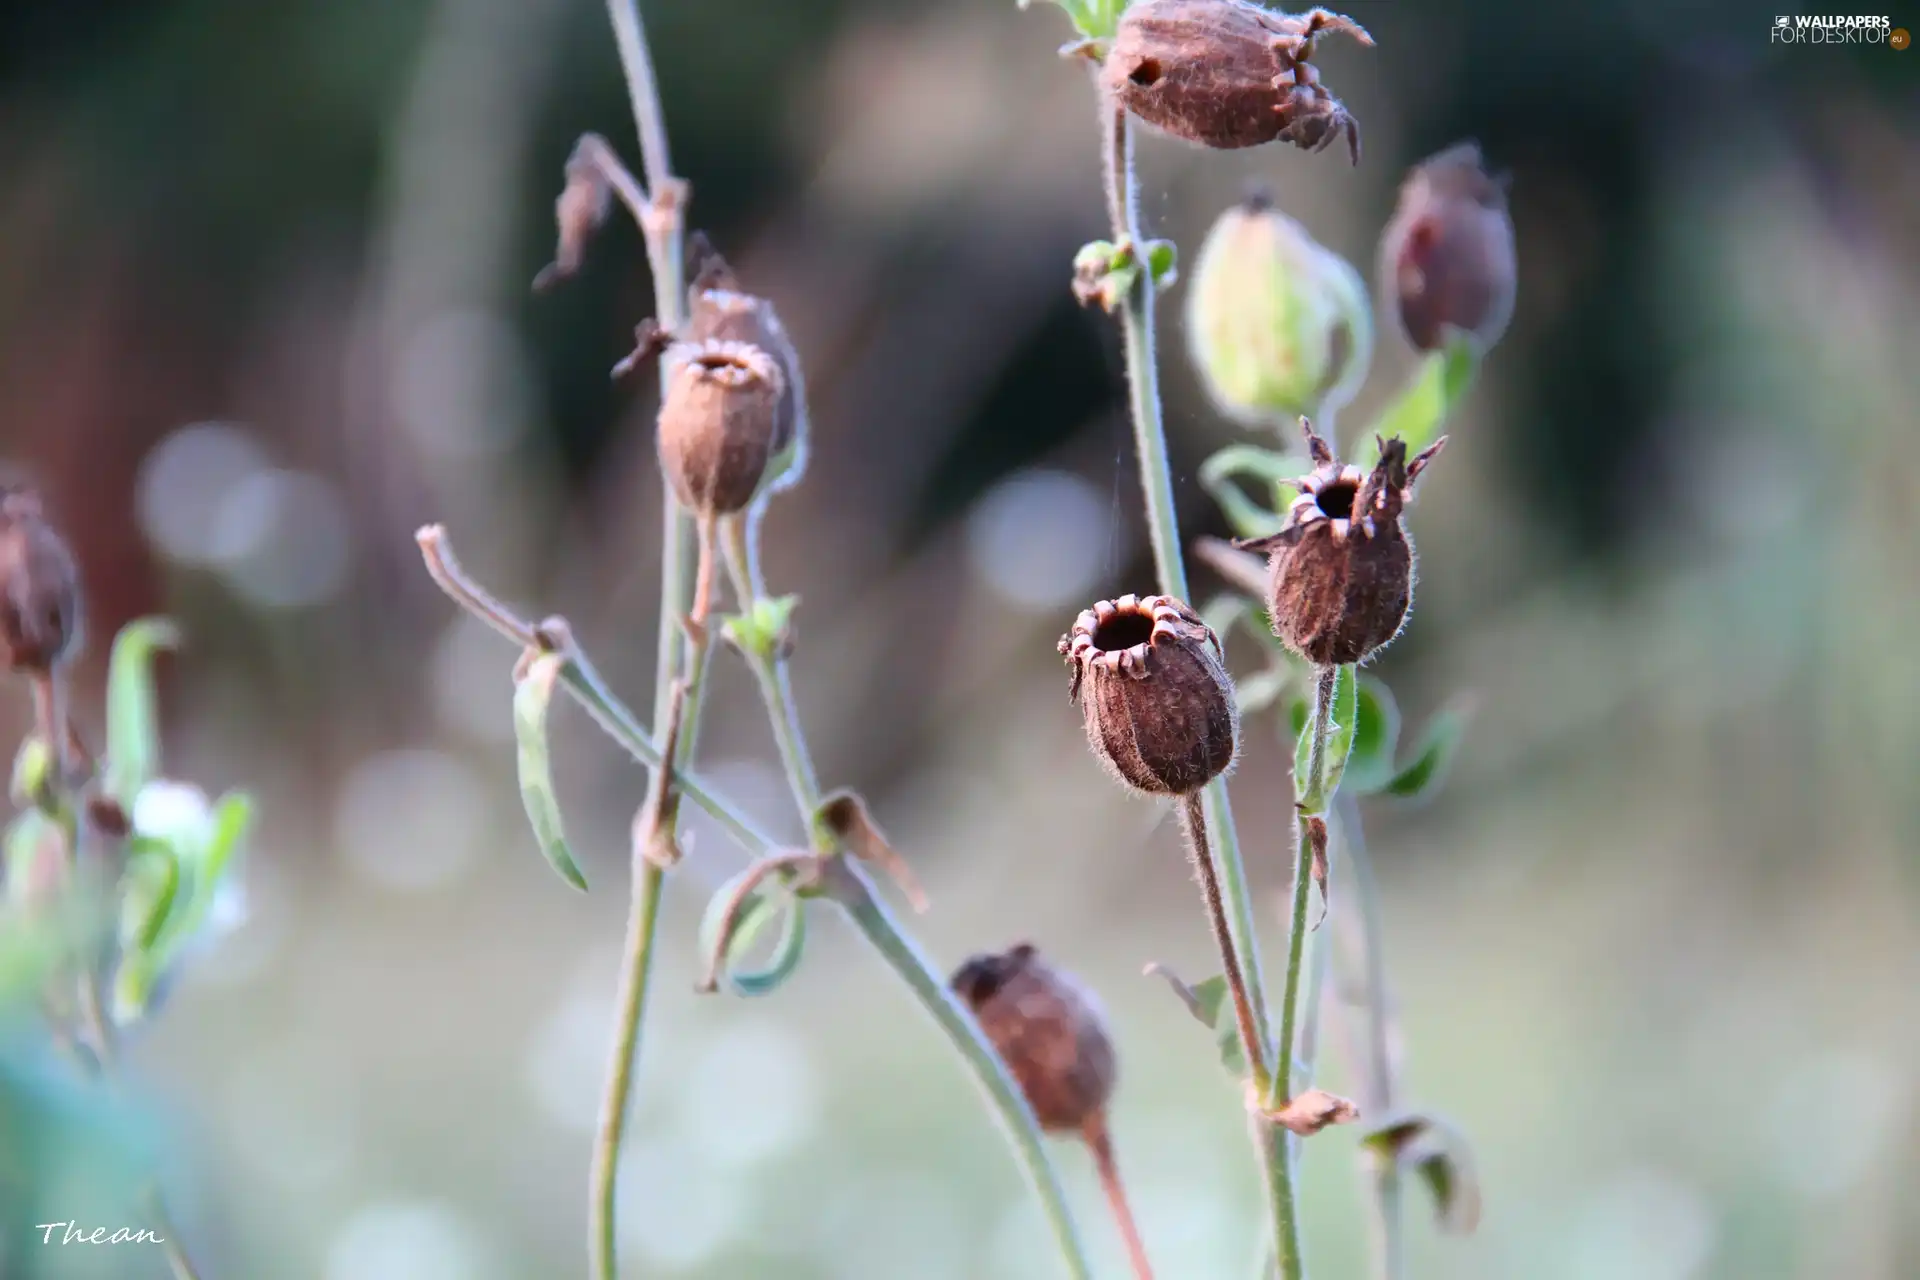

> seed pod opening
[1103,1,1371,158]
[655,339,785,517]
[0,487,82,676]
[1238,421,1445,666]
[1058,594,1237,796]
[684,238,808,493]
[1378,142,1516,352]
[1186,191,1372,426]
[950,943,1116,1133]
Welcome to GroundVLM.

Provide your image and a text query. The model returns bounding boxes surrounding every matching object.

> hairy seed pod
[1058,594,1237,796]
[656,339,785,517]
[1378,142,1516,352]
[1186,191,1372,426]
[0,487,82,676]
[951,943,1117,1133]
[683,236,808,494]
[1103,1,1371,159]
[1238,420,1445,666]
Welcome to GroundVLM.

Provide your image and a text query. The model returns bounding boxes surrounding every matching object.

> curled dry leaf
[533,136,614,291]
[1266,1087,1360,1135]
[817,790,929,912]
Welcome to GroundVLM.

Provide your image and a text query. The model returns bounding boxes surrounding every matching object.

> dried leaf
[533,136,613,291]
[1268,1088,1360,1136]
[1306,815,1329,930]
[816,790,928,912]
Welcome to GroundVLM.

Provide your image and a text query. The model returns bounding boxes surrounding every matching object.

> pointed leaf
[1294,664,1358,812]
[118,836,182,956]
[720,594,800,666]
[104,618,181,808]
[1144,964,1247,1076]
[1369,336,1477,458]
[1143,239,1178,288]
[1360,1111,1482,1233]
[1343,677,1403,794]
[513,655,587,891]
[1384,706,1468,801]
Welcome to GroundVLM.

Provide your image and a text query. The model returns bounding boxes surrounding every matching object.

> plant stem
[589,859,663,1280]
[1177,793,1268,1100]
[1084,1111,1156,1280]
[1273,667,1339,1098]
[1265,664,1338,1277]
[830,864,1095,1280]
[1339,794,1406,1280]
[721,514,1095,1279]
[1098,92,1294,1273]
[595,6,693,1274]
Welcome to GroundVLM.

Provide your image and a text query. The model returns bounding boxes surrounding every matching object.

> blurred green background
[2,0,1917,1276]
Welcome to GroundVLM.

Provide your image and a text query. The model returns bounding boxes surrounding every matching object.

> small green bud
[1185,192,1372,428]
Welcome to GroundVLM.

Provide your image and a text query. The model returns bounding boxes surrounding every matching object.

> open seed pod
[1059,594,1237,796]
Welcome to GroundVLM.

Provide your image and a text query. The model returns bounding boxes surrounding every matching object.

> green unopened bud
[1185,192,1371,428]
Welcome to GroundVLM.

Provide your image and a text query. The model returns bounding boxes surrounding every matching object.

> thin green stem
[589,859,664,1279]
[1099,92,1293,1274]
[1339,795,1406,1280]
[832,865,1095,1280]
[722,512,1094,1278]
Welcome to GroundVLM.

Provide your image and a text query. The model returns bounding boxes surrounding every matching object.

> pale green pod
[1185,194,1372,428]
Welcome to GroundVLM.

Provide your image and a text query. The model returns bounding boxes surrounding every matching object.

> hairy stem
[1098,92,1293,1272]
[723,513,1095,1279]
[1177,793,1269,1100]
[1085,1111,1156,1280]
[1340,794,1406,1280]
[1273,668,1340,1098]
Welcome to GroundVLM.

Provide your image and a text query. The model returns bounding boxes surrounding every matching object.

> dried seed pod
[1186,191,1372,426]
[1378,142,1516,352]
[0,487,82,676]
[1103,1,1371,159]
[950,943,1116,1133]
[655,339,785,517]
[1237,420,1445,666]
[681,235,809,494]
[1058,594,1237,796]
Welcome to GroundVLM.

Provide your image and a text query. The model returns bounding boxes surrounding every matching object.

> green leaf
[1143,238,1177,288]
[1369,335,1477,459]
[1343,677,1403,795]
[513,655,587,892]
[8,737,54,813]
[1144,964,1247,1077]
[1294,665,1358,813]
[104,618,181,809]
[1384,706,1468,801]
[1360,1111,1483,1233]
[119,836,181,955]
[720,594,799,666]
[698,869,808,998]
[1198,445,1310,541]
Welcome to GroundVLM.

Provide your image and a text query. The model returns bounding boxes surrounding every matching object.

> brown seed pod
[0,487,82,676]
[1058,594,1237,796]
[1378,142,1516,352]
[1237,420,1445,666]
[950,943,1116,1133]
[655,339,785,518]
[1103,1,1371,159]
[681,239,807,488]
